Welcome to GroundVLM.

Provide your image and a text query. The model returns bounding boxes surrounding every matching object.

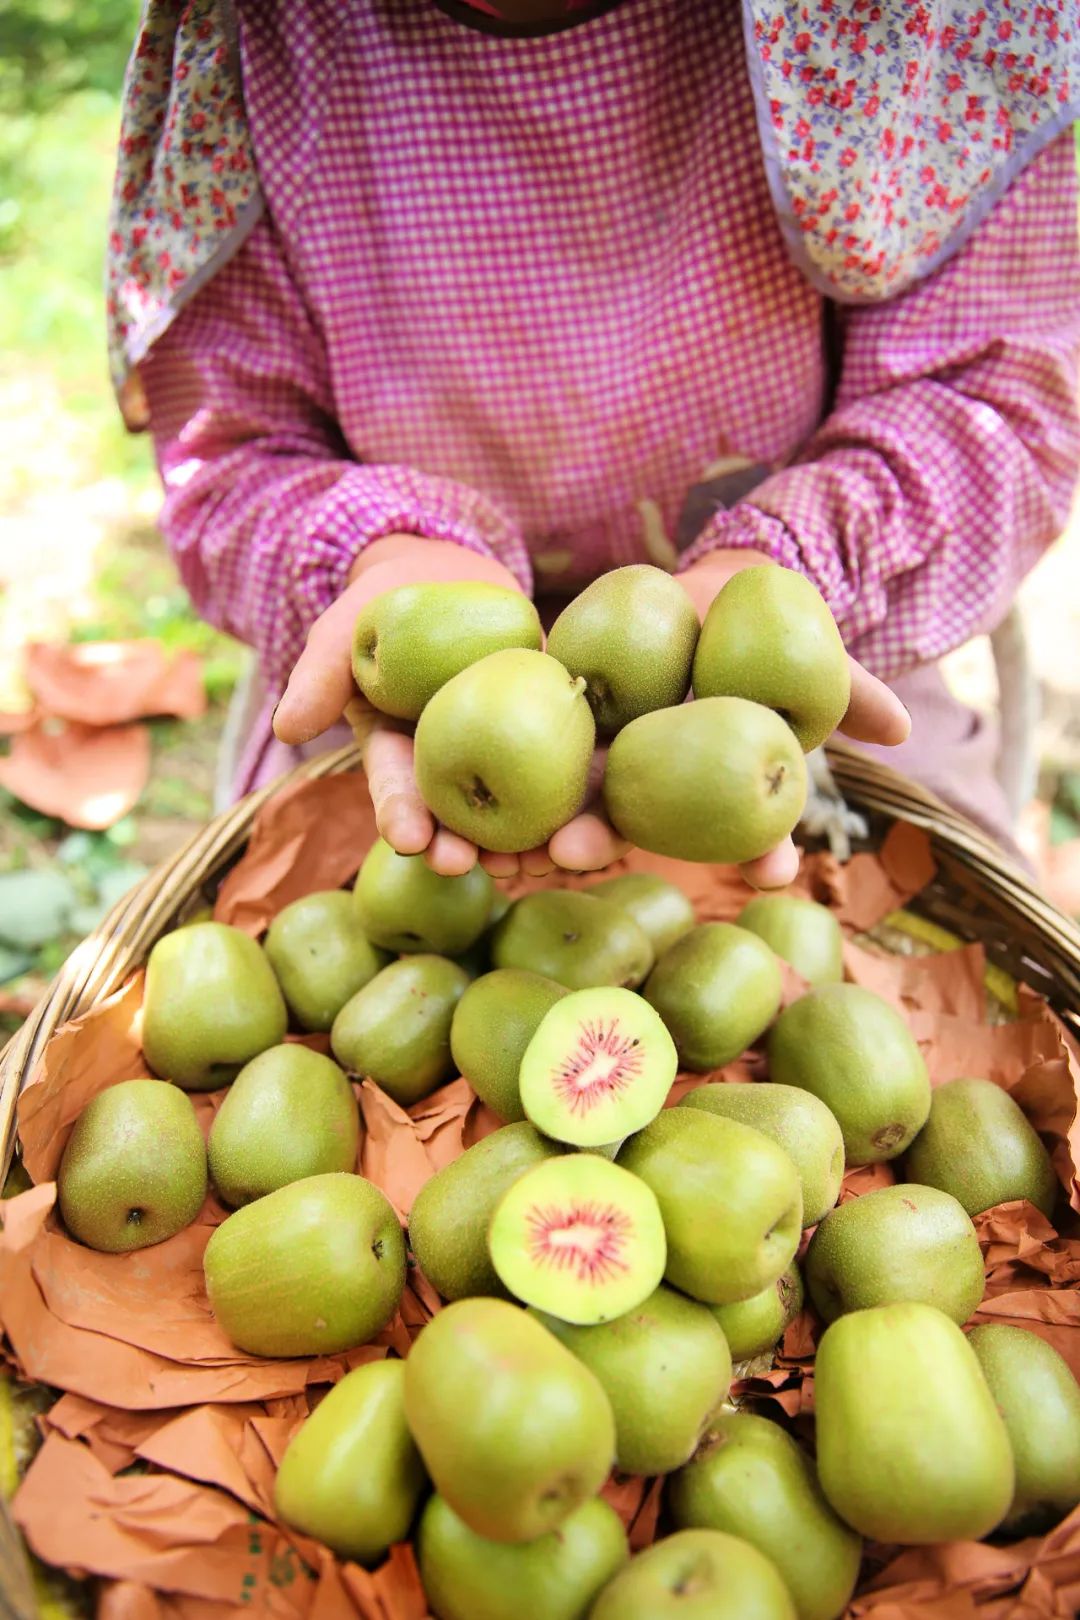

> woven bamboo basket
[1,738,1080,1614]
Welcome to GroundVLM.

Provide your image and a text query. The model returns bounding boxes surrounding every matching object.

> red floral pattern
[105,0,260,417]
[105,0,1080,398]
[751,0,1080,298]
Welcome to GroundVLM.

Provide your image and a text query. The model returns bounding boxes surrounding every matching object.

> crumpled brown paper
[211,775,936,942]
[0,641,206,829]
[0,1183,402,1409]
[0,643,206,737]
[4,773,1080,1618]
[24,641,206,728]
[0,718,152,829]
[214,776,380,936]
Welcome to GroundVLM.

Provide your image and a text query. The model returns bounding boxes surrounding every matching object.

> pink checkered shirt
[139,0,1080,788]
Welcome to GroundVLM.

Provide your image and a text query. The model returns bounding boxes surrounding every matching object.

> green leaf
[97,862,148,909]
[0,942,32,984]
[67,863,148,937]
[105,816,137,848]
[55,830,96,868]
[1057,772,1080,821]
[0,869,76,949]
[6,801,62,841]
[69,901,107,935]
[1049,804,1080,848]
[59,829,136,886]
[34,937,72,976]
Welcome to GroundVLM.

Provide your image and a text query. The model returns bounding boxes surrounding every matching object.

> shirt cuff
[290,463,535,630]
[676,503,807,578]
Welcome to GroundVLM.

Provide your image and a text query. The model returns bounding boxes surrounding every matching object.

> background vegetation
[0,0,244,1033]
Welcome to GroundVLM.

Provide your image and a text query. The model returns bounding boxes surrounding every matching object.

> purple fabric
[137,0,1080,798]
[851,663,1019,855]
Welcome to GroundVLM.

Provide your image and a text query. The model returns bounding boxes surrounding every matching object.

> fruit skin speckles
[402,1298,617,1543]
[603,697,808,865]
[814,1303,1015,1544]
[968,1324,1080,1537]
[351,581,543,722]
[681,1081,844,1228]
[492,891,654,991]
[58,1079,208,1253]
[589,1528,799,1620]
[414,649,595,853]
[353,837,493,957]
[589,873,696,958]
[902,1076,1059,1220]
[531,1284,733,1477]
[265,889,390,1031]
[141,920,287,1090]
[409,1123,562,1302]
[735,893,843,988]
[644,922,781,1073]
[667,1410,861,1620]
[692,565,850,754]
[207,1044,360,1209]
[450,970,569,1123]
[545,564,700,735]
[617,1108,803,1307]
[275,1360,427,1567]
[417,1493,629,1620]
[803,1182,985,1326]
[768,983,930,1166]
[330,955,469,1108]
[203,1173,406,1358]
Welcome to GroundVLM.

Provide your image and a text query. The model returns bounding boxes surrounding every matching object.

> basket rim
[2,738,1079,1182]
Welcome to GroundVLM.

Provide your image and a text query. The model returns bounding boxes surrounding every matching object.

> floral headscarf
[107,0,1080,428]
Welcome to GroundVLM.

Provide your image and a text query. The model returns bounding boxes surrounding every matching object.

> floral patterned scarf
[107,0,1080,428]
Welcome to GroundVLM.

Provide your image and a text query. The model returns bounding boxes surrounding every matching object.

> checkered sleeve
[138,214,533,696]
[680,132,1080,680]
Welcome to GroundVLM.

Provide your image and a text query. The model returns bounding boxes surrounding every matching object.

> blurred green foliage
[74,523,249,699]
[0,0,138,110]
[0,1,243,1004]
[0,0,145,474]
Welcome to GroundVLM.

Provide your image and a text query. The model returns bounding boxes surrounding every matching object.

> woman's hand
[274,537,909,887]
[677,548,911,886]
[273,535,628,878]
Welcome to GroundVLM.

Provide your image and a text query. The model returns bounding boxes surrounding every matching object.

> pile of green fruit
[53,841,1080,1620]
[351,563,851,860]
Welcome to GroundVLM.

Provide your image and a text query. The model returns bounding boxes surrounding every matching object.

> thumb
[273,590,359,745]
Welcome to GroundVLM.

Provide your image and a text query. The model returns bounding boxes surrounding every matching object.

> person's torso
[238,0,827,585]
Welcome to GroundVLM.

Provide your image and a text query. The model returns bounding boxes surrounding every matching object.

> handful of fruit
[352,563,851,862]
[53,844,1080,1620]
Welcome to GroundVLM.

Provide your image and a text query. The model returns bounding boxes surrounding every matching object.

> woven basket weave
[1,740,1079,1614]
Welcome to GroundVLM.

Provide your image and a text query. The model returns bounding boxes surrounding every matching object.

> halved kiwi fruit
[488,1155,666,1325]
[519,987,677,1149]
[450,968,569,1123]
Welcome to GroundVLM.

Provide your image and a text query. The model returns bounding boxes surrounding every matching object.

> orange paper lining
[0,719,152,830]
[4,774,1080,1618]
[24,641,207,727]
